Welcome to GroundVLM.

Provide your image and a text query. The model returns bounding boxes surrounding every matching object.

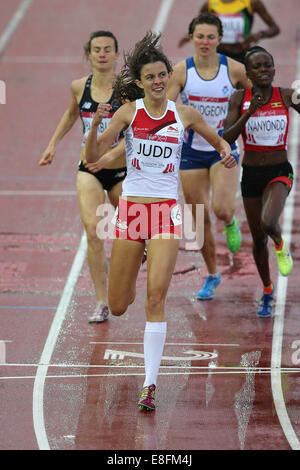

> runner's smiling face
[246,52,275,87]
[135,61,171,101]
[191,23,221,57]
[88,36,119,72]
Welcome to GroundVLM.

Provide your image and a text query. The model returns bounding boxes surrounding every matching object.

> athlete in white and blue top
[168,13,249,300]
[180,53,238,166]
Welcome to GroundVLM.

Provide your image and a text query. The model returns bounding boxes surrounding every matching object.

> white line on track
[152,0,174,34]
[0,190,77,196]
[0,0,34,55]
[31,0,175,451]
[2,56,83,63]
[32,232,87,451]
[2,55,297,67]
[89,341,240,346]
[2,368,300,381]
[271,36,300,450]
[1,363,300,372]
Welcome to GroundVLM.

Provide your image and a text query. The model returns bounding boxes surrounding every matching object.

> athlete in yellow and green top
[178,0,280,63]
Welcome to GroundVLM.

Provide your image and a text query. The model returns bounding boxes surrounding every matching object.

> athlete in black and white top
[39,31,126,323]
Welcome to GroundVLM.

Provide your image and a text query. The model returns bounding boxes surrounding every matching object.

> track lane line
[271,32,300,450]
[31,0,175,451]
[0,190,77,196]
[0,0,34,56]
[152,0,174,34]
[32,232,87,450]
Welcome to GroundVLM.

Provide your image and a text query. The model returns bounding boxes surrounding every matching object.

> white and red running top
[241,87,289,152]
[122,99,184,199]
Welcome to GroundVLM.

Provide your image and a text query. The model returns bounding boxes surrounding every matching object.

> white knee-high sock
[143,321,167,387]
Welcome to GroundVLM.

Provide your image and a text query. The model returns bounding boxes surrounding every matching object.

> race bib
[171,204,182,226]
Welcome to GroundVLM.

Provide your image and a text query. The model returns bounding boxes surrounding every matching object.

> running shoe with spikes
[88,301,109,323]
[274,239,293,277]
[223,216,241,253]
[197,273,221,300]
[138,384,156,411]
[257,286,275,318]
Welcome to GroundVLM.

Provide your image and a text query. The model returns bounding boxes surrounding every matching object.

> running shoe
[257,286,275,318]
[197,273,222,300]
[223,216,241,253]
[138,384,156,411]
[274,239,293,277]
[88,301,109,323]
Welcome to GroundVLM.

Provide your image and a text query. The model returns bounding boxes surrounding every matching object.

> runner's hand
[92,103,112,127]
[219,150,237,168]
[248,93,264,114]
[39,146,55,165]
[83,158,103,173]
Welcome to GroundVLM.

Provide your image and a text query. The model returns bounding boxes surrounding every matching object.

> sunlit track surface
[1,0,300,452]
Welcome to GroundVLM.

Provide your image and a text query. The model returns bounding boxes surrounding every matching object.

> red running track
[0,0,300,453]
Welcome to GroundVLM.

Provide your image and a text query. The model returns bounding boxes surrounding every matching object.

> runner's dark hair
[188,13,223,37]
[114,31,173,102]
[83,30,119,58]
[244,46,274,71]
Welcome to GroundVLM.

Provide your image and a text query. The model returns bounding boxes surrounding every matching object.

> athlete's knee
[108,290,135,316]
[212,201,234,222]
[252,233,268,251]
[109,298,128,316]
[146,286,165,312]
[260,215,277,236]
[85,222,104,247]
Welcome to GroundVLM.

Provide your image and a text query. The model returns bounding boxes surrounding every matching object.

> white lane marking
[2,56,82,63]
[0,191,77,196]
[0,341,13,364]
[271,38,300,449]
[31,0,175,451]
[90,341,240,346]
[104,348,217,361]
[234,351,261,450]
[2,368,300,381]
[152,0,174,33]
[32,232,87,451]
[2,363,300,372]
[0,0,34,55]
[1,56,297,66]
[0,342,6,363]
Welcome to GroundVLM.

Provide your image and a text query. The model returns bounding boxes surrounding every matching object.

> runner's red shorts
[113,198,182,242]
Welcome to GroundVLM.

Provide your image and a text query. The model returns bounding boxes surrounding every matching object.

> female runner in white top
[168,13,249,300]
[84,32,235,411]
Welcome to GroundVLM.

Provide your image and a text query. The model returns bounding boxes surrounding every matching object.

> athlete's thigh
[146,237,179,294]
[76,171,106,227]
[107,180,123,208]
[180,169,210,205]
[210,161,240,207]
[108,238,145,297]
